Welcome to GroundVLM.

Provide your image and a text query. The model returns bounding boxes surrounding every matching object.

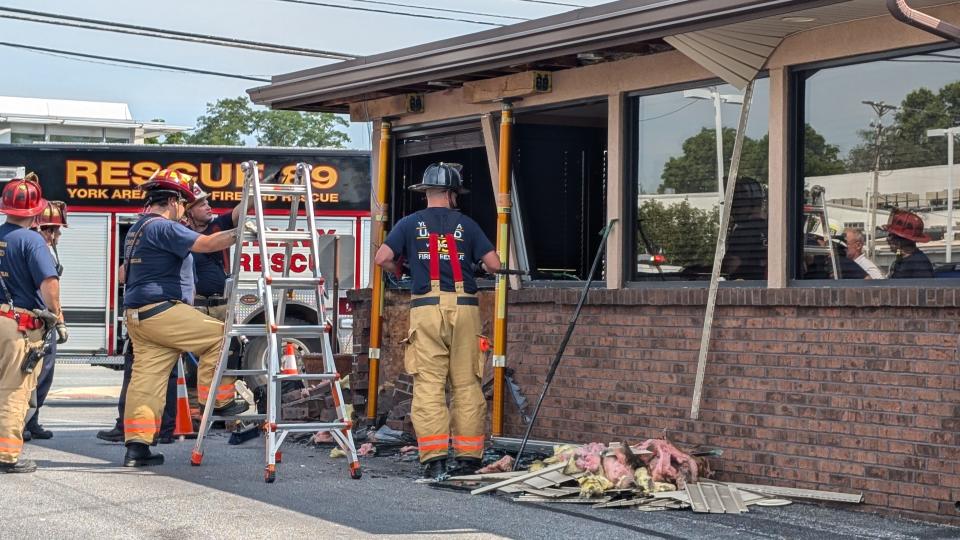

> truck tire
[240,316,320,411]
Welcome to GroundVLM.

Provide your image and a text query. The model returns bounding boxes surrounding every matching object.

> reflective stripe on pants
[124,302,234,445]
[0,317,44,463]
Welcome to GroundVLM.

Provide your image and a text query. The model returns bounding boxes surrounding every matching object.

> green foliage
[846,82,960,172]
[148,97,351,147]
[253,109,349,147]
[661,124,846,192]
[659,128,768,193]
[637,199,719,268]
[801,124,846,176]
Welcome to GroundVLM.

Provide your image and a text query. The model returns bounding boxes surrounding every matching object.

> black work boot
[448,457,483,476]
[422,458,448,480]
[213,399,249,417]
[25,418,53,440]
[96,424,124,443]
[123,442,164,467]
[0,459,37,474]
[21,430,32,442]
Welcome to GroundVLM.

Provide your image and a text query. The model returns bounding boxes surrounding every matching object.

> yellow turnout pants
[124,302,235,445]
[0,310,45,464]
[404,292,486,463]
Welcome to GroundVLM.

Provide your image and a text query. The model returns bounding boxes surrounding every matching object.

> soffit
[665,0,957,89]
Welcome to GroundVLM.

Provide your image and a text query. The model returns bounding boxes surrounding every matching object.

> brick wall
[349,286,960,524]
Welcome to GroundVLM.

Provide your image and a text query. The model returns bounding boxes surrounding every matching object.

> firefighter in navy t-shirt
[375,162,500,480]
[0,176,65,474]
[183,183,250,321]
[120,169,244,467]
[23,200,69,441]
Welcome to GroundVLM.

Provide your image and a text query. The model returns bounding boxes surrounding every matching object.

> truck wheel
[240,317,319,409]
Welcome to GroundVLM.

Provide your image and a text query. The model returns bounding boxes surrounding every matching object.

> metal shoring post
[366,120,391,421]
[191,161,256,466]
[690,80,756,420]
[492,101,514,437]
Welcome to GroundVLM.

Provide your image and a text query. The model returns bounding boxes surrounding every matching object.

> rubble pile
[447,437,863,513]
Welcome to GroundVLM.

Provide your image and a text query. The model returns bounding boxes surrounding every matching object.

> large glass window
[631,79,770,281]
[797,47,960,280]
[11,133,44,144]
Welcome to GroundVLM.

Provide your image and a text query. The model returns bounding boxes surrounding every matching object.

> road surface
[4,365,957,539]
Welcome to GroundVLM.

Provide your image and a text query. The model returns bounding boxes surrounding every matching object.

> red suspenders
[427,233,464,287]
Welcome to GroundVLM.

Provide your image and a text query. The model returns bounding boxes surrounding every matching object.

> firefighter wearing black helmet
[374,162,501,479]
[120,169,246,467]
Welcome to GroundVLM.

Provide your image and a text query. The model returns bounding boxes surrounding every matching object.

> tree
[253,109,349,147]
[637,199,719,268]
[801,124,846,176]
[846,82,960,172]
[148,96,351,147]
[189,97,256,146]
[659,128,768,194]
[659,124,844,193]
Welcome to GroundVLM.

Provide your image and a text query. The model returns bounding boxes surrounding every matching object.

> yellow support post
[491,103,513,437]
[366,120,391,420]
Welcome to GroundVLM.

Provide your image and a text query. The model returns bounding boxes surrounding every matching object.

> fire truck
[0,144,371,368]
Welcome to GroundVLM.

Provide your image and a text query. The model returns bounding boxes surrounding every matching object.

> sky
[0,0,609,150]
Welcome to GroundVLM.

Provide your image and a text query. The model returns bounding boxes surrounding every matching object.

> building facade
[251,0,960,522]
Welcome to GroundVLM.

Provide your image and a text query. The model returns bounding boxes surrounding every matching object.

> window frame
[788,43,960,287]
[624,76,770,288]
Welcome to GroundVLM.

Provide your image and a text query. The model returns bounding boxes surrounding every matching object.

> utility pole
[684,87,744,196]
[928,126,959,262]
[862,100,897,259]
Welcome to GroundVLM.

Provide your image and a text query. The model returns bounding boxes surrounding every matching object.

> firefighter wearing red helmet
[21,200,69,441]
[0,175,65,474]
[120,168,245,467]
[374,162,501,479]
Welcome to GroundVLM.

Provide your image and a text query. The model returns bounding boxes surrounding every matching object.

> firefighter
[182,183,250,321]
[121,169,246,467]
[23,200,68,441]
[374,162,500,479]
[0,176,66,474]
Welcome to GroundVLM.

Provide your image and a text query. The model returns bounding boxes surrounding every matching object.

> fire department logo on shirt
[416,222,465,261]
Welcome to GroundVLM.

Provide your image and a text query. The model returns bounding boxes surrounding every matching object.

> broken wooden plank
[522,469,583,489]
[447,471,526,482]
[470,462,566,495]
[725,482,863,503]
[592,497,651,509]
[514,486,580,498]
[516,495,610,504]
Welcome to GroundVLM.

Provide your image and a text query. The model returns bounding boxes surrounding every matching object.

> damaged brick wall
[348,286,960,525]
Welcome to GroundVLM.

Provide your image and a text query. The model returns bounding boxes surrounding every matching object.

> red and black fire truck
[0,144,371,367]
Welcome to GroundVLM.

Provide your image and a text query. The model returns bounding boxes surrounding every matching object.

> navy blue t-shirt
[0,222,59,310]
[384,208,495,295]
[123,214,200,308]
[193,212,234,296]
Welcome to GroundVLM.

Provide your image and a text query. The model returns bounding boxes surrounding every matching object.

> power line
[345,0,528,20]
[0,42,271,82]
[0,5,356,59]
[274,0,505,26]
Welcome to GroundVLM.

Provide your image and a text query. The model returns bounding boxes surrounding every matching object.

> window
[49,135,103,143]
[795,47,960,280]
[11,133,44,144]
[630,79,770,281]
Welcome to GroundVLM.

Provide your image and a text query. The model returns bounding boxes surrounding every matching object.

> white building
[0,96,188,144]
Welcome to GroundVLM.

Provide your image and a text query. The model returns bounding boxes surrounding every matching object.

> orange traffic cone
[174,356,195,439]
[280,342,298,375]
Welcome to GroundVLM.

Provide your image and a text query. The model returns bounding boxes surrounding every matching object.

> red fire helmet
[0,173,47,218]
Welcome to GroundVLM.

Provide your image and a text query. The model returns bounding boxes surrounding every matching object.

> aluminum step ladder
[804,184,841,279]
[191,161,361,483]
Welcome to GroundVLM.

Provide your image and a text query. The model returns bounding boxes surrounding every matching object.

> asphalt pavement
[4,365,959,540]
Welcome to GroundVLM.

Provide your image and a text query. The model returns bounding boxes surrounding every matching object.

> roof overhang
[249,0,838,112]
[249,0,959,113]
